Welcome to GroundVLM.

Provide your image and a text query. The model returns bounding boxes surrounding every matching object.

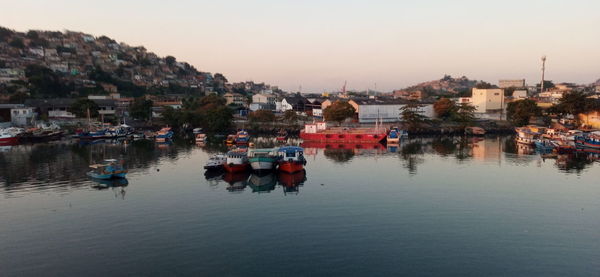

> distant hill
[401,75,488,97]
[0,26,280,101]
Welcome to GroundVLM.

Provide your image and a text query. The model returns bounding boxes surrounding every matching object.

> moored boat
[225,134,236,145]
[195,133,207,143]
[515,127,539,145]
[575,131,600,149]
[223,150,250,173]
[248,148,279,171]
[465,126,486,136]
[87,159,128,179]
[535,139,558,152]
[156,127,174,142]
[277,146,306,173]
[204,154,226,170]
[0,130,19,145]
[300,122,386,143]
[235,129,250,144]
[276,129,288,142]
[386,128,401,143]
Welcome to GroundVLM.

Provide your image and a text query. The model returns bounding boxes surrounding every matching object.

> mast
[540,55,546,93]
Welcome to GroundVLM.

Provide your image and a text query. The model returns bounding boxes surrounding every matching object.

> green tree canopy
[506,99,541,127]
[129,98,153,121]
[323,101,355,124]
[70,99,99,118]
[433,97,456,119]
[554,91,589,118]
[165,56,176,66]
[248,110,276,122]
[451,103,477,127]
[400,102,428,131]
[25,64,69,97]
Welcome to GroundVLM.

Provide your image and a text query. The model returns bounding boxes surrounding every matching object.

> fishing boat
[386,128,401,143]
[235,129,250,144]
[195,133,207,143]
[276,129,288,141]
[223,150,250,173]
[155,127,174,142]
[225,134,236,145]
[534,139,559,152]
[300,122,386,143]
[248,148,279,171]
[87,159,128,179]
[465,126,486,136]
[192,128,204,135]
[575,131,600,149]
[515,127,539,145]
[0,129,19,144]
[204,154,226,170]
[277,146,306,173]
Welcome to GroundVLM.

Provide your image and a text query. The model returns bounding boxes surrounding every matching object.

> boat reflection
[90,177,129,189]
[248,172,277,193]
[277,170,306,195]
[222,171,250,192]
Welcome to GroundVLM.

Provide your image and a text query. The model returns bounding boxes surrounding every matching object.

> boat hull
[278,161,304,173]
[0,136,19,144]
[87,172,127,180]
[224,163,250,173]
[250,160,276,171]
[300,131,386,143]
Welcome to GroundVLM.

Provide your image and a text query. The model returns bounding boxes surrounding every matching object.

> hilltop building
[499,79,526,88]
[471,88,504,113]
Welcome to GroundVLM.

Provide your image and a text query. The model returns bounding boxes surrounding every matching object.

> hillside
[0,26,279,102]
[402,75,486,97]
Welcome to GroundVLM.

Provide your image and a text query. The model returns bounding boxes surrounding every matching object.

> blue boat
[87,159,128,179]
[575,132,600,149]
[534,139,558,152]
[156,127,174,142]
[235,130,250,144]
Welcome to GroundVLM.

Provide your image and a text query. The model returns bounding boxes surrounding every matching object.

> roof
[350,98,411,105]
[283,95,309,105]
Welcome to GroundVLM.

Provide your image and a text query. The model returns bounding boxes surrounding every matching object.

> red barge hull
[224,163,250,173]
[278,162,304,173]
[300,131,386,143]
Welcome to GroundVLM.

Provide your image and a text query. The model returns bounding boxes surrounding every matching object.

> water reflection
[248,172,277,193]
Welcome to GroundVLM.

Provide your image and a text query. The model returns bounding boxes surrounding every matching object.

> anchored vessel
[87,159,128,179]
[277,146,306,173]
[248,148,279,171]
[224,150,250,173]
[156,127,174,142]
[204,154,227,170]
[235,130,250,144]
[300,122,386,143]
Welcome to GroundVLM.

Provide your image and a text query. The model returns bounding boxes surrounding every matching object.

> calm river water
[1,136,599,276]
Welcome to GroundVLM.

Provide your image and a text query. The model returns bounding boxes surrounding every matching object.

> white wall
[472,88,504,113]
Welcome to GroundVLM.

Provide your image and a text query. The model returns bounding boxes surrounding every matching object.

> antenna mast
[540,55,546,93]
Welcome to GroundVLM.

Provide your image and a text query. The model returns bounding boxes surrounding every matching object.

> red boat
[300,141,386,150]
[299,122,386,143]
[277,146,306,173]
[223,150,250,173]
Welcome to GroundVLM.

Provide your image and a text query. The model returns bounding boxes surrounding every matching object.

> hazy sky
[2,0,599,92]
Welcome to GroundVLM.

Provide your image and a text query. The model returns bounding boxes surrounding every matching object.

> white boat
[204,154,226,170]
[195,133,207,143]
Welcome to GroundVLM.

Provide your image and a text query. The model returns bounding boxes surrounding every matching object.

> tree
[433,97,456,119]
[9,38,24,48]
[25,65,69,97]
[198,94,226,107]
[282,110,300,124]
[475,82,494,89]
[165,56,176,66]
[129,98,153,121]
[506,99,541,126]
[451,103,477,127]
[323,101,355,124]
[400,102,428,130]
[555,91,589,118]
[70,99,99,118]
[248,110,275,123]
[200,105,233,132]
[182,97,199,111]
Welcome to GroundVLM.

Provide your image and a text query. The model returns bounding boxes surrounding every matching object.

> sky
[1,0,599,92]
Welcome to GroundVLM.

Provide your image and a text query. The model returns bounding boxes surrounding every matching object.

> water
[1,136,599,276]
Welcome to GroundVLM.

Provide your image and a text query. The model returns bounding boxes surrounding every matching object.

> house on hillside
[281,95,310,112]
[224,92,246,106]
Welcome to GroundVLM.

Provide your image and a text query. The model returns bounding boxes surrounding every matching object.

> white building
[471,88,504,113]
[512,90,528,99]
[499,79,526,88]
[11,107,36,126]
[350,99,434,123]
[252,93,276,105]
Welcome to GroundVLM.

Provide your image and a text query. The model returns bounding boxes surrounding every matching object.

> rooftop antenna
[540,55,547,93]
[342,81,347,94]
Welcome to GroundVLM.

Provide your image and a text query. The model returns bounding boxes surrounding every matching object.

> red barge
[299,122,386,143]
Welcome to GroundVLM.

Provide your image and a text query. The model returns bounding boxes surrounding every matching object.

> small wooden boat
[276,130,288,141]
[465,126,486,136]
[235,129,250,144]
[155,127,174,142]
[225,134,236,145]
[87,159,128,179]
[195,133,207,143]
[386,127,406,143]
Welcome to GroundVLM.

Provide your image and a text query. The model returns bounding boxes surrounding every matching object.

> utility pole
[540,55,546,93]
